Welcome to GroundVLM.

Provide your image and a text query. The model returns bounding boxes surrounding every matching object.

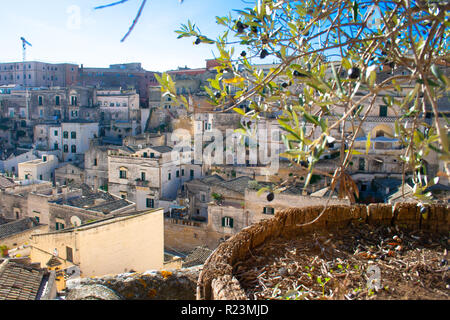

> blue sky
[0,0,250,72]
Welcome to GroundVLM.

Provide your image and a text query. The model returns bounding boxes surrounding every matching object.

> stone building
[0,61,78,87]
[0,180,54,221]
[0,148,37,176]
[0,86,94,123]
[59,121,99,162]
[78,62,159,107]
[83,142,121,191]
[107,145,202,211]
[54,163,85,186]
[30,209,164,278]
[47,184,135,231]
[96,88,142,140]
[18,154,59,182]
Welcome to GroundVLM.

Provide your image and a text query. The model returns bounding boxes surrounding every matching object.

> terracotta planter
[196,203,449,300]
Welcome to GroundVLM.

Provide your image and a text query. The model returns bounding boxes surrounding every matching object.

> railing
[135,179,149,187]
[165,217,207,228]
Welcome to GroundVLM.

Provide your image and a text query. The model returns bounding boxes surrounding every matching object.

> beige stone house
[18,154,59,182]
[47,185,135,231]
[108,145,202,211]
[54,163,84,186]
[30,209,164,278]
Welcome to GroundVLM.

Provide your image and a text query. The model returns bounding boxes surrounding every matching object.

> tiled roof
[149,146,173,153]
[182,246,213,268]
[197,174,224,184]
[53,184,131,213]
[0,176,15,189]
[0,217,11,225]
[46,256,62,268]
[0,218,40,240]
[0,260,45,300]
[214,176,254,194]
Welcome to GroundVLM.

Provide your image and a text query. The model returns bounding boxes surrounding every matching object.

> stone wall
[164,218,223,254]
[65,266,201,300]
[0,224,48,249]
[197,203,449,300]
[0,192,28,220]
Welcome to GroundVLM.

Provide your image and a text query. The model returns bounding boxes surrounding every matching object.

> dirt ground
[233,223,449,300]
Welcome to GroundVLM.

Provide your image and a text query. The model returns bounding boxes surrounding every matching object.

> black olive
[260,49,269,59]
[281,82,288,88]
[420,206,428,214]
[348,67,360,79]
[267,192,274,202]
[293,70,307,78]
[440,259,448,267]
[236,21,245,33]
[261,35,269,44]
[251,19,260,34]
[194,37,201,45]
[215,92,221,99]
[240,51,247,57]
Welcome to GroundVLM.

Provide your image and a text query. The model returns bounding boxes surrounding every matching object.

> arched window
[119,167,128,179]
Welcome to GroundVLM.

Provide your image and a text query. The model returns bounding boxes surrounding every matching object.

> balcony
[135,179,149,187]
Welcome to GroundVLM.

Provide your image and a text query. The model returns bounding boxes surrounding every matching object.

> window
[146,198,154,208]
[358,158,365,171]
[54,130,58,136]
[379,105,388,117]
[55,96,60,106]
[222,216,234,228]
[201,194,206,202]
[263,207,275,215]
[168,173,171,181]
[66,247,73,262]
[35,216,40,223]
[38,96,43,106]
[176,170,180,178]
[150,153,155,158]
[119,169,127,179]
[141,172,146,181]
[94,158,97,166]
[143,152,148,158]
[71,145,77,153]
[71,96,77,106]
[63,144,68,153]
[181,169,185,176]
[55,222,65,230]
[71,131,76,139]
[190,169,194,178]
[54,143,58,150]
[63,131,68,139]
